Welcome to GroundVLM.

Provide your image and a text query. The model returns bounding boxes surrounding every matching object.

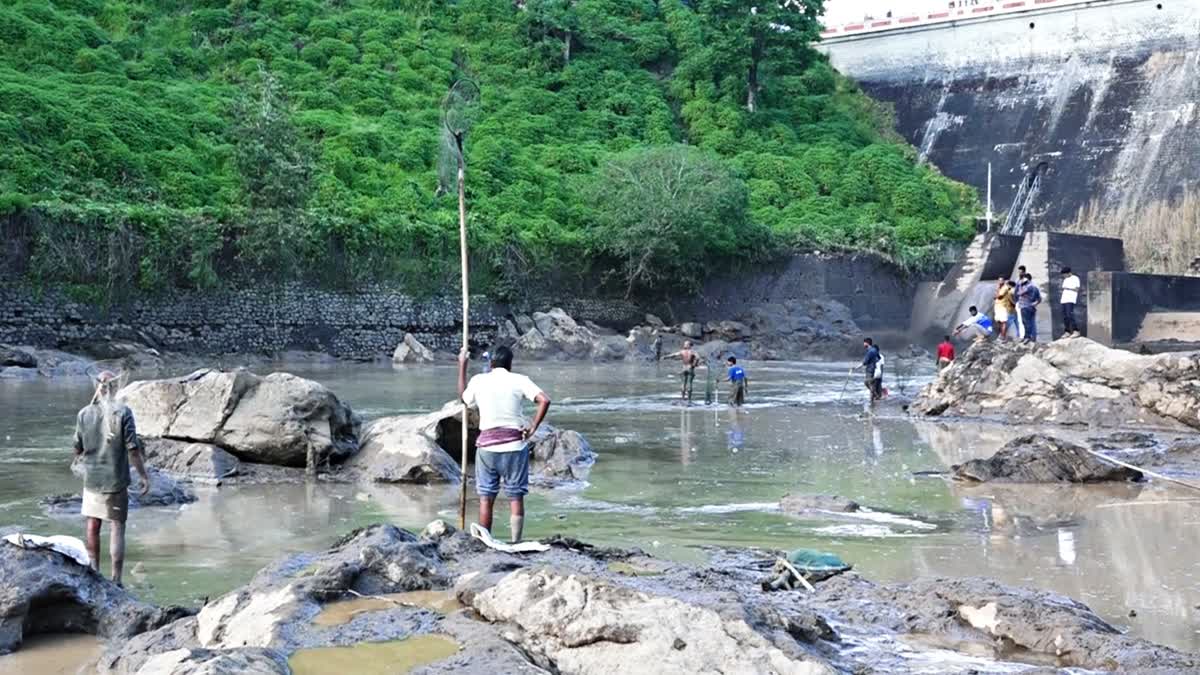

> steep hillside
[0,0,977,297]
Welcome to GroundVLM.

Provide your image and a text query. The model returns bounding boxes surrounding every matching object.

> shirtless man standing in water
[674,340,701,402]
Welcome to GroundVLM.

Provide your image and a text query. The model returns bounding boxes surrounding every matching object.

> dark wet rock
[120,368,362,468]
[807,575,1199,671]
[0,537,189,656]
[528,427,596,482]
[912,339,1200,430]
[143,438,241,484]
[0,344,37,368]
[393,333,436,364]
[952,434,1142,483]
[780,494,861,514]
[42,468,196,517]
[345,412,461,484]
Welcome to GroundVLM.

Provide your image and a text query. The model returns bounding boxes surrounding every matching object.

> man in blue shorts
[954,306,994,341]
[458,346,551,543]
[723,356,748,406]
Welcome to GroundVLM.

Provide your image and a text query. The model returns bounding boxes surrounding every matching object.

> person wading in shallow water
[73,370,150,586]
[458,346,551,543]
[667,340,702,403]
[722,356,748,406]
[857,338,884,403]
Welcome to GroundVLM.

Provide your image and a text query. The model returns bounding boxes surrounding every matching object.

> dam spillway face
[822,0,1200,230]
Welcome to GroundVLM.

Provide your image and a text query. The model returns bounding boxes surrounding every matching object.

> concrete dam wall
[822,0,1200,230]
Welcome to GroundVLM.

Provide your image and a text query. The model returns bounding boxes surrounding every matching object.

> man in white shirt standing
[457,345,551,543]
[1060,267,1082,338]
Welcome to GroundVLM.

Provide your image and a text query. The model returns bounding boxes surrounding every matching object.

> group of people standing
[940,266,1083,369]
[670,340,748,407]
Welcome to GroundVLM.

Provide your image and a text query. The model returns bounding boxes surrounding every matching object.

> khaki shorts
[82,489,128,523]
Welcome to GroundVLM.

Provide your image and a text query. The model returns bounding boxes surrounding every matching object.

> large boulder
[392,333,435,364]
[952,434,1143,483]
[0,538,188,655]
[912,339,1200,431]
[120,369,361,468]
[679,322,703,339]
[471,567,835,675]
[346,412,462,484]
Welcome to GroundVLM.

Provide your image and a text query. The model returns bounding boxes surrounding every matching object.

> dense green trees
[0,0,977,299]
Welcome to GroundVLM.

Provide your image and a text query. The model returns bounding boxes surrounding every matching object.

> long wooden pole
[1086,449,1200,493]
[457,150,469,530]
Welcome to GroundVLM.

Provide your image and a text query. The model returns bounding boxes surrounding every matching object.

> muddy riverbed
[1,359,1198,658]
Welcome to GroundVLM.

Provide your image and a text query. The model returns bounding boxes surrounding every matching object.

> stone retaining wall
[0,283,647,360]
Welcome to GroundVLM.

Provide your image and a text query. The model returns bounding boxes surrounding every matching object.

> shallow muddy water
[1,359,1199,655]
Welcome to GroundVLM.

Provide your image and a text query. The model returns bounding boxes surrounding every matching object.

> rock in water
[0,539,187,654]
[0,345,37,369]
[347,413,462,484]
[143,438,241,483]
[120,369,361,468]
[42,467,197,516]
[392,333,435,364]
[780,494,860,514]
[952,434,1142,483]
[471,568,835,675]
[345,401,595,486]
[528,427,597,481]
[679,322,703,339]
[912,339,1200,430]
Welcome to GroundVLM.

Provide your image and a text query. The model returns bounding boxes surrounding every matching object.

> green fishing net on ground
[763,549,853,591]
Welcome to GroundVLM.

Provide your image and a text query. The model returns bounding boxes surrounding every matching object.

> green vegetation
[0,0,978,298]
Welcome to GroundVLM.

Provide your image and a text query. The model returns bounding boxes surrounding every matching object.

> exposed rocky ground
[0,537,190,655]
[3,522,1194,674]
[495,301,863,363]
[911,338,1200,431]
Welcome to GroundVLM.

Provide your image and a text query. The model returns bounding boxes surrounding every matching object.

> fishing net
[437,78,480,195]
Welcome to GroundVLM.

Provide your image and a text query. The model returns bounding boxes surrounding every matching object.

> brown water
[313,590,462,626]
[0,633,101,675]
[2,360,1199,655]
[288,635,459,675]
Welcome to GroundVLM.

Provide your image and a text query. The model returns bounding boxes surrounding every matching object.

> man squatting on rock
[73,370,150,586]
[458,346,551,543]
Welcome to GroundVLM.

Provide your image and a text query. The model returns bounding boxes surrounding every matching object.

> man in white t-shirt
[457,345,551,543]
[1060,267,1082,337]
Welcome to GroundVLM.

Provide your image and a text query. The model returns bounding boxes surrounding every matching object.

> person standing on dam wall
[1060,268,1081,337]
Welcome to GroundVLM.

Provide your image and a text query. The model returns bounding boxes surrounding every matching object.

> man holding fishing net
[458,346,551,543]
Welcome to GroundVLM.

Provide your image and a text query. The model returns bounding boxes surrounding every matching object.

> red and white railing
[820,0,1104,38]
